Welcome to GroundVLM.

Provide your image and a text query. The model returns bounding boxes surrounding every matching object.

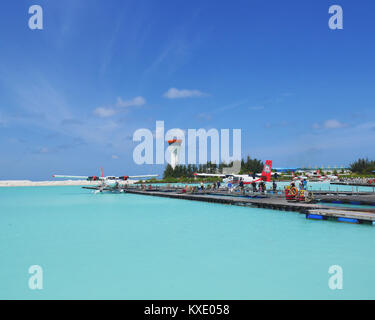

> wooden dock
[123,187,375,225]
[317,194,375,206]
[307,209,375,225]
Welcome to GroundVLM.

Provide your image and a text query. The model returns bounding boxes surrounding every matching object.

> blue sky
[0,0,375,180]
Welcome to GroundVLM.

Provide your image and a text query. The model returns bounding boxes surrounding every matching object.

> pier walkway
[123,187,375,225]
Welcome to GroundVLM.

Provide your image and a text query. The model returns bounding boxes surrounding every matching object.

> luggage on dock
[285,186,314,203]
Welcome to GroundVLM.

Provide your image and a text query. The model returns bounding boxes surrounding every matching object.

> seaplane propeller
[87,176,100,181]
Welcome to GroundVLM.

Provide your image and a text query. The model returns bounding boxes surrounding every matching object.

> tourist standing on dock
[259,181,265,193]
[228,182,232,191]
[303,179,308,190]
[273,181,277,193]
[252,182,257,193]
[239,179,244,194]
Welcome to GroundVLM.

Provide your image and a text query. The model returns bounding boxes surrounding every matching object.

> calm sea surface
[0,185,374,299]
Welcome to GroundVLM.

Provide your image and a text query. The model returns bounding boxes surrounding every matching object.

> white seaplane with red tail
[194,160,274,188]
[53,168,158,193]
[290,170,341,182]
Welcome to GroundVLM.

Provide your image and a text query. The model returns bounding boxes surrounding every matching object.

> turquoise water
[1,186,375,300]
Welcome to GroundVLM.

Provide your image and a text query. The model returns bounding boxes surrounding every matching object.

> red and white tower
[167,139,182,169]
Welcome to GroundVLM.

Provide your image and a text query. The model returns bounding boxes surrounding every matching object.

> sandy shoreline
[0,180,138,187]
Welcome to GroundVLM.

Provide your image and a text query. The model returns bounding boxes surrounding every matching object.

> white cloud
[93,107,117,118]
[0,70,145,155]
[93,96,146,118]
[323,119,347,129]
[117,96,146,108]
[163,88,207,99]
[112,155,119,159]
[312,119,347,130]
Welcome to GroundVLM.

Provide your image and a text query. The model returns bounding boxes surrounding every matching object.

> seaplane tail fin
[261,160,273,182]
[101,167,104,178]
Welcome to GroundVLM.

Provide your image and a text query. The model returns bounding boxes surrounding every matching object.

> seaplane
[290,170,344,182]
[290,170,325,182]
[53,168,158,193]
[194,160,274,189]
[290,172,308,181]
[315,171,341,182]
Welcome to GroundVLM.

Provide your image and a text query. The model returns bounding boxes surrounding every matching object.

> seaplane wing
[52,175,103,180]
[193,173,227,177]
[53,168,158,181]
[256,172,278,176]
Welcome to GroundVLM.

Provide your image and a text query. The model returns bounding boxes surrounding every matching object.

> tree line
[350,158,375,174]
[163,157,264,178]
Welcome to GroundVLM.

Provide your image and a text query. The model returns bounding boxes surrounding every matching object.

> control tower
[167,139,182,169]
